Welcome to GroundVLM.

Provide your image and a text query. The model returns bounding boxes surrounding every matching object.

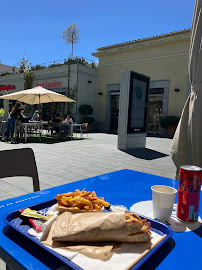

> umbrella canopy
[0,86,76,105]
[170,0,202,172]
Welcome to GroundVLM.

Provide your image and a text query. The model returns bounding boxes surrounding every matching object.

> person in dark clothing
[52,113,63,134]
[2,101,22,143]
[20,109,29,123]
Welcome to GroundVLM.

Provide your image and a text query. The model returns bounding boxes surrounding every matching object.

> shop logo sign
[0,85,15,91]
[135,86,143,100]
[35,81,62,88]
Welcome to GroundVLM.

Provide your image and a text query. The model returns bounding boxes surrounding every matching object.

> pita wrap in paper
[41,211,151,259]
[41,220,119,259]
[52,211,151,243]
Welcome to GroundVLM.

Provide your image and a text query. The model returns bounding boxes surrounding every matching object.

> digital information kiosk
[117,70,150,150]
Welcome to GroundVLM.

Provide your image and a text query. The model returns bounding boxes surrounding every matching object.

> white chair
[81,123,88,137]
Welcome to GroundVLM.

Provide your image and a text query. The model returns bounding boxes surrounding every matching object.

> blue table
[0,169,201,270]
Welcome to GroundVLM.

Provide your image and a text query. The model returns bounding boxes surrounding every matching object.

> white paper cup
[151,185,177,222]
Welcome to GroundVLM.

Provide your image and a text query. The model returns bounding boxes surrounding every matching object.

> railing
[0,57,99,76]
[40,56,98,69]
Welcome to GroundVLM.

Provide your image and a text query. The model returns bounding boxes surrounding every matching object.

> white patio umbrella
[0,86,75,105]
[170,0,202,173]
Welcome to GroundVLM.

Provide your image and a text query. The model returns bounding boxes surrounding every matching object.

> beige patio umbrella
[0,86,75,105]
[170,0,202,173]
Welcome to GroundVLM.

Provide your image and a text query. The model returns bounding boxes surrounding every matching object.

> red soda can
[177,165,202,222]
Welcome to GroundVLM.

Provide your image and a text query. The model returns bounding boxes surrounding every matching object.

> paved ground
[0,133,176,201]
[0,133,176,270]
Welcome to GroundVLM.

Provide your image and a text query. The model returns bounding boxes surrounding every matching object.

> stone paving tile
[0,195,13,201]
[55,171,87,182]
[39,182,57,190]
[10,181,34,192]
[0,180,21,192]
[7,188,30,197]
[37,172,66,184]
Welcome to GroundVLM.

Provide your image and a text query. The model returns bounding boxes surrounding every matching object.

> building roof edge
[95,29,191,53]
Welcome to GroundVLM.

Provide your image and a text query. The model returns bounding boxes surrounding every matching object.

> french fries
[55,189,110,211]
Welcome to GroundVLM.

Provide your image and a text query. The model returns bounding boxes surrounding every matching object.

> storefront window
[41,92,66,120]
[147,88,163,134]
[110,93,120,132]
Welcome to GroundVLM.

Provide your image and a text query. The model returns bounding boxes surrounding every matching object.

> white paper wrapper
[28,204,165,270]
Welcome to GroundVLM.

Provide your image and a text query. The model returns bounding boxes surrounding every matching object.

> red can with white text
[177,165,202,222]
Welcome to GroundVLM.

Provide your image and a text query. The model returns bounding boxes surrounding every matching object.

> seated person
[52,113,70,136]
[53,113,63,123]
[64,114,73,125]
[51,113,64,135]
[20,109,29,123]
[31,110,40,121]
[48,115,54,123]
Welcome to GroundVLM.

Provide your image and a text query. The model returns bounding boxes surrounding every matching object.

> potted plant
[160,116,180,138]
[79,104,95,131]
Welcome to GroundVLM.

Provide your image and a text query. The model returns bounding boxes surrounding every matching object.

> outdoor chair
[0,148,40,270]
[42,121,54,135]
[0,148,40,192]
[82,123,88,137]
[15,119,24,141]
[71,123,83,138]
[0,121,7,137]
[51,121,62,139]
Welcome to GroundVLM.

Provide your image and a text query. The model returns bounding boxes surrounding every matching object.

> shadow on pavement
[121,148,168,160]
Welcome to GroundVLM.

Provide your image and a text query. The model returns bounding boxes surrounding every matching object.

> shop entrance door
[110,92,120,132]
[147,88,164,134]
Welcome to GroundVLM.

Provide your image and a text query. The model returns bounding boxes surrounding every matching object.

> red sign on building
[35,81,62,88]
[0,85,15,91]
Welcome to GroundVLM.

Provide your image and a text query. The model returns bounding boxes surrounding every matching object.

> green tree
[18,54,30,72]
[62,23,81,57]
[18,54,34,89]
[23,68,34,89]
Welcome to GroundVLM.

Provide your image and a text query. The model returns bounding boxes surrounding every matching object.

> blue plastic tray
[3,199,173,270]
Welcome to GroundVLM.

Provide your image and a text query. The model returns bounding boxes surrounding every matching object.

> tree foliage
[18,54,31,72]
[160,116,180,129]
[18,54,34,89]
[24,68,34,89]
[62,23,81,57]
[79,104,93,115]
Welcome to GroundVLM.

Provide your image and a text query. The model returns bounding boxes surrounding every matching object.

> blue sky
[1,0,195,67]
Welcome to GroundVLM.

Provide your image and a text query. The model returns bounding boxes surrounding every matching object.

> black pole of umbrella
[39,94,41,120]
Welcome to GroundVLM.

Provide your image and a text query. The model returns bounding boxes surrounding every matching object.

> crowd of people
[49,113,74,137]
[2,102,22,143]
[1,101,74,143]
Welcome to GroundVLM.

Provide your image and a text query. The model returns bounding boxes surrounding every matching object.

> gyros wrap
[52,211,151,243]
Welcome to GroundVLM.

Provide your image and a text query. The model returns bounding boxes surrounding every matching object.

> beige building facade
[92,29,191,134]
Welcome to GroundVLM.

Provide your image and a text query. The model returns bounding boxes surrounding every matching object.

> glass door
[110,94,120,132]
[147,93,163,134]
